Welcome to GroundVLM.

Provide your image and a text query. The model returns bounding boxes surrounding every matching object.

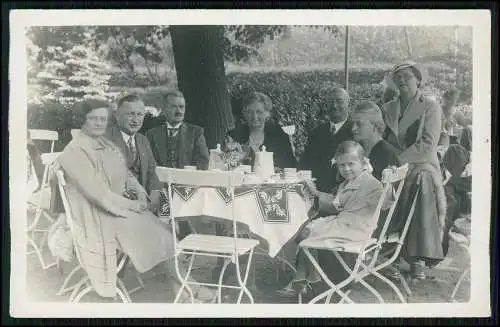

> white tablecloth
[168,182,314,258]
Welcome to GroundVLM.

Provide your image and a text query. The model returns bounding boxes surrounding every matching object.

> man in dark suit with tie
[297,87,355,298]
[299,87,354,194]
[145,90,210,239]
[106,93,163,211]
[145,90,210,170]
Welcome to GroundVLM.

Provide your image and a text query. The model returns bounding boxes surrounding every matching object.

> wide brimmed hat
[390,60,428,86]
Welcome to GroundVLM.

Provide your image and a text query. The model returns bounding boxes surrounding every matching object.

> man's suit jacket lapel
[136,135,148,185]
[156,125,170,166]
[106,123,128,159]
[176,123,187,167]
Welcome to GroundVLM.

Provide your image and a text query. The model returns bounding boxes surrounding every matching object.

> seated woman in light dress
[277,141,385,297]
[56,99,215,303]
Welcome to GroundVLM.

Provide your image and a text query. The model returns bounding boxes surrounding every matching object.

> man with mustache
[145,90,209,170]
[299,87,354,195]
[106,93,163,210]
[145,90,210,239]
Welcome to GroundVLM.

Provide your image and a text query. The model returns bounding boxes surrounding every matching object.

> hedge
[28,64,472,155]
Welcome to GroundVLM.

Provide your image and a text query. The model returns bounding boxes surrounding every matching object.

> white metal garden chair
[26,152,61,270]
[156,167,260,304]
[299,164,421,304]
[448,220,470,302]
[29,129,58,153]
[55,170,144,303]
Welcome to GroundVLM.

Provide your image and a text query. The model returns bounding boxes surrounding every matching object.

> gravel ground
[25,220,470,304]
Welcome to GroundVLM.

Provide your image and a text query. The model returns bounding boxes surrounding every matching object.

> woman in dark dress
[224,92,297,170]
[351,100,400,181]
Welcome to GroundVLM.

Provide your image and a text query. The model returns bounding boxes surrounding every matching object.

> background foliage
[26,25,473,154]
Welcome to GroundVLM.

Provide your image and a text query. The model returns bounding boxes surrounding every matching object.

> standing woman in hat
[382,61,447,281]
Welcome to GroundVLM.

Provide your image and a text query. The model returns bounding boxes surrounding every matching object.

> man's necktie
[330,124,337,136]
[168,128,178,137]
[127,137,137,163]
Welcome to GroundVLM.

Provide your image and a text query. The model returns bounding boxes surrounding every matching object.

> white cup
[183,165,197,170]
[298,170,312,180]
[240,165,252,174]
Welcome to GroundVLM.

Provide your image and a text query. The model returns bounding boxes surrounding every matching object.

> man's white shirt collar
[166,121,183,129]
[121,131,135,144]
[331,119,347,134]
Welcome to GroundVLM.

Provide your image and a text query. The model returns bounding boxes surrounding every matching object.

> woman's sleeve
[57,144,133,216]
[274,127,298,169]
[126,171,148,198]
[398,100,442,164]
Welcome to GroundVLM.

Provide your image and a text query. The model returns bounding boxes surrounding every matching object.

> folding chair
[156,167,260,304]
[55,169,144,303]
[29,129,58,153]
[26,152,61,270]
[299,164,421,304]
[250,248,297,290]
[448,222,470,302]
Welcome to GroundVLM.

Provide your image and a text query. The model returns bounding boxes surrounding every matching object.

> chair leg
[117,278,133,303]
[68,278,89,302]
[173,253,196,304]
[27,233,57,270]
[57,264,83,296]
[72,285,93,303]
[302,248,354,304]
[217,258,232,304]
[116,286,131,303]
[370,270,406,303]
[449,266,470,302]
[235,250,255,304]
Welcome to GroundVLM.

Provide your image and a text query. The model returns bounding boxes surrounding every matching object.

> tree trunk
[170,25,234,149]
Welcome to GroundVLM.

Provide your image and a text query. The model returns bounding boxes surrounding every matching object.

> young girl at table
[278,140,386,297]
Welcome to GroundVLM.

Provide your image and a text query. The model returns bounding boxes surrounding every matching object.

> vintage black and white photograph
[9,9,491,318]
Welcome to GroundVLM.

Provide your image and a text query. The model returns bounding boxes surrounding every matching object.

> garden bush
[28,64,472,155]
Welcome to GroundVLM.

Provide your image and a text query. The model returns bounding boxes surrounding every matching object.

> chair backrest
[41,152,62,166]
[370,163,410,245]
[56,169,130,280]
[155,166,245,250]
[156,167,244,188]
[71,129,81,139]
[54,170,83,265]
[29,129,59,153]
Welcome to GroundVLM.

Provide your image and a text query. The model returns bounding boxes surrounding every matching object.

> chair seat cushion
[178,234,259,255]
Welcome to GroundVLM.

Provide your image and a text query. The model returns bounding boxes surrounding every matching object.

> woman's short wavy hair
[73,98,111,128]
[351,100,387,136]
[241,92,273,118]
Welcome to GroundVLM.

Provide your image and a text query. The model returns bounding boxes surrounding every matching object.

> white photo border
[9,9,492,318]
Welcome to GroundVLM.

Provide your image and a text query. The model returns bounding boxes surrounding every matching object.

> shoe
[276,282,298,297]
[410,261,426,280]
[384,267,403,280]
[193,286,217,303]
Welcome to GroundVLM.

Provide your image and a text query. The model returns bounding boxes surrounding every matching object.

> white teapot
[253,145,275,179]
